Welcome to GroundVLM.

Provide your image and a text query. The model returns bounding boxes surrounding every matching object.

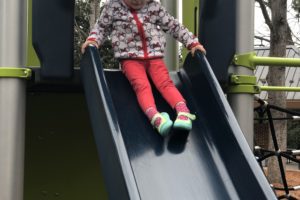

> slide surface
[80,47,276,200]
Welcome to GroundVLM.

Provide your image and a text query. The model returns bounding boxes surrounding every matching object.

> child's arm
[156,3,206,55]
[81,2,113,53]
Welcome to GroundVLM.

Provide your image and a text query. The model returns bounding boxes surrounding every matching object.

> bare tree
[74,0,118,68]
[256,0,288,184]
[267,0,288,185]
[89,0,101,29]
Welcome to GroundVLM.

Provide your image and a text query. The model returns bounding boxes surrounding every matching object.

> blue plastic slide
[80,46,277,200]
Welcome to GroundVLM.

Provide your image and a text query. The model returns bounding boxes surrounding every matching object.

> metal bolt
[234,76,239,82]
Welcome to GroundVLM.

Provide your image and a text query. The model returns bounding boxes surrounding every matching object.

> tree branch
[286,24,295,45]
[256,0,273,31]
[255,35,270,42]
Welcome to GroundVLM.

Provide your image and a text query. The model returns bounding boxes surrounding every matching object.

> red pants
[121,59,185,112]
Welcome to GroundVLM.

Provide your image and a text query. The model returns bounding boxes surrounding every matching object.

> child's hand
[191,44,206,56]
[81,40,99,54]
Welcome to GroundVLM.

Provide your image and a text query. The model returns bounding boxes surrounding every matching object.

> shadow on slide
[80,46,277,200]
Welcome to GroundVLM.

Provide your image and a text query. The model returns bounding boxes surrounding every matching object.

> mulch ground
[272,170,300,199]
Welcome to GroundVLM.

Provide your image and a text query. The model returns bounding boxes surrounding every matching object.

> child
[81,0,206,136]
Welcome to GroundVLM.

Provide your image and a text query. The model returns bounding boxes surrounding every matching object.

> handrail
[260,86,300,92]
[233,52,300,69]
[0,67,32,79]
[230,52,300,93]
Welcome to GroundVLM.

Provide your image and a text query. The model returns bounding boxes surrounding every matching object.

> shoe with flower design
[173,112,196,131]
[151,112,173,137]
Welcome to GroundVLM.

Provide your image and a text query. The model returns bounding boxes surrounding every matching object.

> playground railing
[254,98,300,200]
[228,51,300,94]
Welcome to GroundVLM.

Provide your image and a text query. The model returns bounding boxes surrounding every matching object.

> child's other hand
[191,44,206,56]
[81,40,99,54]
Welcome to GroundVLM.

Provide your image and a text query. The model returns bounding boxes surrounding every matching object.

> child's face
[124,0,147,10]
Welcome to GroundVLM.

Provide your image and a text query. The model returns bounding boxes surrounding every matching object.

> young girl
[82,0,206,136]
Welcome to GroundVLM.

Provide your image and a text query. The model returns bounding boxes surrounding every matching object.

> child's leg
[146,59,185,108]
[147,59,195,130]
[121,60,172,136]
[174,102,190,114]
[121,60,155,112]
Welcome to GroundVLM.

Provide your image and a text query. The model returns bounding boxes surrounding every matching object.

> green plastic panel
[27,0,40,67]
[24,93,108,200]
[182,0,200,61]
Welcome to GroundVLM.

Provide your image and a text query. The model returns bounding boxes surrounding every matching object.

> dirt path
[274,170,300,199]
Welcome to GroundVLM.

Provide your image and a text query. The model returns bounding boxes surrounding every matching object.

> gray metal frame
[0,0,27,200]
[161,0,179,71]
[228,0,255,148]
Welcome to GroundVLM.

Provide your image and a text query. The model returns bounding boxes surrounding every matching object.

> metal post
[0,0,27,199]
[160,0,179,71]
[228,0,255,148]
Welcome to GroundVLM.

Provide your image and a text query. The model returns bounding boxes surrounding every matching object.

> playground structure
[0,0,300,199]
[254,98,300,200]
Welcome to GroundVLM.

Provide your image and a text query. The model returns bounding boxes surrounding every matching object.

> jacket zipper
[131,10,148,59]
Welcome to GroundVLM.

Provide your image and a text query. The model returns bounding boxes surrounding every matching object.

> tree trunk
[89,0,101,29]
[266,0,288,184]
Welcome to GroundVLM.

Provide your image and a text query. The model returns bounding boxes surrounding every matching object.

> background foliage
[292,0,300,16]
[287,119,300,149]
[74,0,119,68]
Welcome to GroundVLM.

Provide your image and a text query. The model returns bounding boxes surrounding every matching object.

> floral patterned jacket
[87,0,200,59]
